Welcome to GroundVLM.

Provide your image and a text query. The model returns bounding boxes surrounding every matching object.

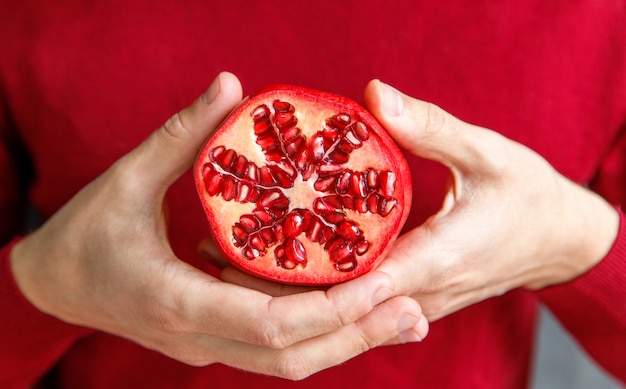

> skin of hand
[364,80,620,321]
[9,72,428,380]
[217,79,620,323]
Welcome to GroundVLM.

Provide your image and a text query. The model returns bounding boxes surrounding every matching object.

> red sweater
[1,1,625,388]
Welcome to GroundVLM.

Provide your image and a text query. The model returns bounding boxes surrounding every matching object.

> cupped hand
[9,73,427,380]
[363,80,620,321]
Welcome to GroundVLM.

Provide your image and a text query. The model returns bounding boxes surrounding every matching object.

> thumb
[363,79,501,173]
[125,72,243,196]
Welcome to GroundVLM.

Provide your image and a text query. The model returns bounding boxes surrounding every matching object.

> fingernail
[397,314,427,343]
[200,73,222,105]
[381,81,403,117]
[371,286,394,306]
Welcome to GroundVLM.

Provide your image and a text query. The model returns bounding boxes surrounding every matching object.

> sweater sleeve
[538,128,626,384]
[0,97,94,388]
[0,239,94,389]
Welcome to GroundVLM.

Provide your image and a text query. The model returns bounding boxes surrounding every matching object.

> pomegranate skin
[195,84,412,285]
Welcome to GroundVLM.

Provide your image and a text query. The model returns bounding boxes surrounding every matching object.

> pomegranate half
[195,84,411,285]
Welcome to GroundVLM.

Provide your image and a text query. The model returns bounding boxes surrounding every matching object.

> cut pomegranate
[194,84,412,285]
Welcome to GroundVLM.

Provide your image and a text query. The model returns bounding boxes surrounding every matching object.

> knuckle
[422,102,452,137]
[161,112,191,143]
[324,289,353,328]
[355,328,378,353]
[256,299,295,349]
[256,318,289,350]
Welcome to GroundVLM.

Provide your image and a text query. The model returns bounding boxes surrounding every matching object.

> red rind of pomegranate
[194,84,412,285]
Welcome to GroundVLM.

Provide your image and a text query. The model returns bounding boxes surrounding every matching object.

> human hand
[362,80,620,321]
[9,72,427,379]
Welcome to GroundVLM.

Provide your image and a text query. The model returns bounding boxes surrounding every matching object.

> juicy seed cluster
[201,100,398,273]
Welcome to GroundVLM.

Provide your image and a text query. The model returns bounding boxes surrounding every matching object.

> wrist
[528,180,620,290]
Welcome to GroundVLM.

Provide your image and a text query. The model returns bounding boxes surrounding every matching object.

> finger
[178,270,398,349]
[381,312,430,346]
[197,237,230,269]
[179,296,427,380]
[220,266,320,296]
[363,79,504,172]
[124,71,243,196]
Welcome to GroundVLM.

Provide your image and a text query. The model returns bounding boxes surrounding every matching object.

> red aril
[195,84,411,285]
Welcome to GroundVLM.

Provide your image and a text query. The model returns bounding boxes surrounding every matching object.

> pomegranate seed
[354,198,368,213]
[284,238,307,267]
[257,133,281,153]
[353,122,369,141]
[329,244,354,263]
[236,182,252,203]
[324,236,345,254]
[243,247,260,260]
[201,163,214,181]
[204,171,223,196]
[285,137,305,157]
[321,228,334,244]
[221,176,236,201]
[260,228,275,245]
[325,212,346,224]
[276,115,297,130]
[280,127,301,143]
[343,126,363,148]
[309,134,326,162]
[273,224,284,242]
[246,163,258,181]
[248,232,266,253]
[270,165,294,188]
[379,198,397,217]
[239,214,260,231]
[248,187,264,203]
[367,194,379,213]
[322,195,343,209]
[338,221,361,242]
[283,211,305,238]
[259,166,276,186]
[335,171,351,194]
[336,139,354,154]
[273,100,294,113]
[253,208,274,223]
[349,172,366,197]
[274,244,285,260]
[317,163,343,177]
[270,196,290,212]
[335,258,357,272]
[216,148,236,170]
[278,257,298,270]
[306,218,325,242]
[365,169,379,190]
[254,119,272,136]
[251,104,270,121]
[379,171,396,198]
[330,113,351,129]
[209,145,226,162]
[300,162,315,181]
[342,196,354,210]
[232,155,248,177]
[328,149,349,164]
[314,175,336,192]
[356,239,370,255]
[232,224,248,247]
[322,126,340,143]
[314,197,335,214]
